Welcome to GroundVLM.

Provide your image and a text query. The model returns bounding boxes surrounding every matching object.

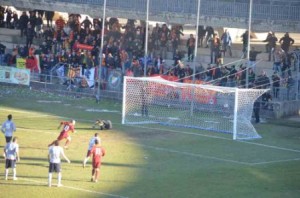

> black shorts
[5,159,16,169]
[5,136,12,143]
[49,163,61,173]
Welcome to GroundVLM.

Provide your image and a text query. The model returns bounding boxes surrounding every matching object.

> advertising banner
[0,66,30,86]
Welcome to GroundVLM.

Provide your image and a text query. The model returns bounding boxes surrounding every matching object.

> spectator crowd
[0,6,299,100]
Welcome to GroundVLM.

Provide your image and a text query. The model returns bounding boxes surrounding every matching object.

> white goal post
[122,76,268,140]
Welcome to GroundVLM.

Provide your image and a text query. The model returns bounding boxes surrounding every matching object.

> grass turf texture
[0,85,300,198]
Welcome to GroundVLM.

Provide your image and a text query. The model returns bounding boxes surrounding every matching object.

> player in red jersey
[48,120,76,148]
[83,139,105,182]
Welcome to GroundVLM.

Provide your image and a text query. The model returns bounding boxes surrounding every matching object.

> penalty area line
[250,157,300,165]
[126,142,252,166]
[123,124,300,154]
[19,178,129,198]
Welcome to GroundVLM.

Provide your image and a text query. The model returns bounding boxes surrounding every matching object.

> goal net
[122,76,268,140]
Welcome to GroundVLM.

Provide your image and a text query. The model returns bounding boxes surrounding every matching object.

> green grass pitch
[0,85,300,198]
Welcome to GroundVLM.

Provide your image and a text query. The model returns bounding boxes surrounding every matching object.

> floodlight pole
[193,0,201,83]
[97,0,107,99]
[233,88,239,140]
[190,0,201,116]
[144,0,150,76]
[295,51,300,101]
[246,0,253,88]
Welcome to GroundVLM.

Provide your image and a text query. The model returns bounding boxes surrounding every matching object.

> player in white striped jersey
[1,114,16,143]
[86,133,101,157]
[3,137,20,180]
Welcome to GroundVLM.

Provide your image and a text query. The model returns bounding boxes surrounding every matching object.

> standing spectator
[170,29,179,56]
[35,14,43,38]
[253,98,260,123]
[286,75,294,100]
[225,65,238,87]
[273,46,285,74]
[249,47,262,73]
[177,61,186,82]
[29,11,37,29]
[271,72,280,99]
[83,139,106,183]
[5,7,12,28]
[264,31,273,53]
[248,68,256,87]
[26,23,36,48]
[131,58,142,77]
[186,34,195,62]
[81,16,92,30]
[55,16,65,31]
[0,6,4,27]
[1,114,16,143]
[4,137,20,181]
[151,23,161,52]
[282,53,292,78]
[241,30,251,58]
[19,11,29,37]
[12,11,18,29]
[48,140,71,187]
[210,33,221,64]
[159,24,169,59]
[263,32,277,61]
[279,32,294,53]
[205,26,214,48]
[197,25,206,47]
[45,11,54,27]
[221,29,232,57]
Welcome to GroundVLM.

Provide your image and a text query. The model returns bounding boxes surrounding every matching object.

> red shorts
[57,132,69,141]
[92,160,101,169]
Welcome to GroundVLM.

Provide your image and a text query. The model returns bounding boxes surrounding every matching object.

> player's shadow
[20,146,48,151]
[19,175,85,182]
[18,157,49,168]
[74,127,99,131]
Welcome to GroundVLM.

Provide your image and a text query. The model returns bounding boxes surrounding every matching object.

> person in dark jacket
[26,23,36,48]
[19,11,29,37]
[45,11,54,27]
[253,99,260,123]
[263,32,278,61]
[279,32,294,53]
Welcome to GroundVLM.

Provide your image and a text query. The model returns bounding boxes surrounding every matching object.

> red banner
[149,75,216,104]
[75,43,93,51]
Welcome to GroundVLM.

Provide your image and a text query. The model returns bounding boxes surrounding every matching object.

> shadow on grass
[21,156,144,169]
[0,182,45,187]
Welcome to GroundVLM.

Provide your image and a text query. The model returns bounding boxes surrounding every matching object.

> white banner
[0,66,31,86]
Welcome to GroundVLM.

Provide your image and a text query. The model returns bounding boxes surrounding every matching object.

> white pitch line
[250,158,300,165]
[126,142,252,166]
[20,178,129,198]
[126,124,232,141]
[124,124,300,153]
[237,141,300,153]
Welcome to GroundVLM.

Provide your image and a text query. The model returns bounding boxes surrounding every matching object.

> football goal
[122,76,267,140]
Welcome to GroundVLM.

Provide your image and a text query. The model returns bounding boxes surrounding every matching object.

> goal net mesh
[122,76,267,140]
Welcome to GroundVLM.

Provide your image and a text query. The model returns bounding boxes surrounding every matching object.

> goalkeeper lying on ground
[92,119,112,130]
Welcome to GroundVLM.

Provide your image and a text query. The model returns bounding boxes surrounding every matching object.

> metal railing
[42,0,300,21]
